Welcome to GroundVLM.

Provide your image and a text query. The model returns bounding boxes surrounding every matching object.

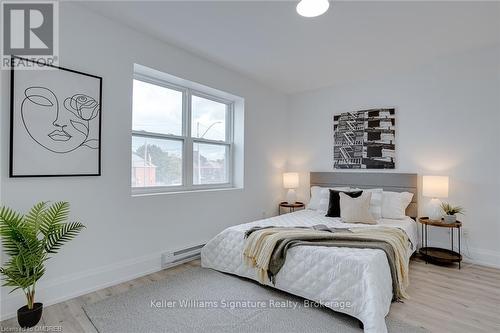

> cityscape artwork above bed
[333,108,395,169]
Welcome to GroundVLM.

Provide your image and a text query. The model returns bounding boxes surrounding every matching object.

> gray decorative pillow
[339,192,377,224]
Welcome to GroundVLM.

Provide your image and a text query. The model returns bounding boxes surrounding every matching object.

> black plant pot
[17,302,43,328]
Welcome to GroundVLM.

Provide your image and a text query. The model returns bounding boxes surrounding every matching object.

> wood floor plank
[1,258,499,332]
[66,298,98,333]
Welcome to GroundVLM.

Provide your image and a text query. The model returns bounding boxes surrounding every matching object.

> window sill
[131,186,243,197]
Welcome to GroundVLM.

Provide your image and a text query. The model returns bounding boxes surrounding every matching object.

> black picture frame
[333,108,396,169]
[9,56,103,177]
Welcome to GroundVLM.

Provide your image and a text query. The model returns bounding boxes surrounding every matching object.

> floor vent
[161,244,205,269]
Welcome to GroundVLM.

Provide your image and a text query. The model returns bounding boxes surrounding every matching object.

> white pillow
[352,188,383,220]
[339,192,377,224]
[381,191,414,219]
[307,186,349,212]
[307,186,323,210]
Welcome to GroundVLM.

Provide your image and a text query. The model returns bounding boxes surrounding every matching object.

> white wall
[0,3,288,319]
[2,1,499,321]
[287,45,500,268]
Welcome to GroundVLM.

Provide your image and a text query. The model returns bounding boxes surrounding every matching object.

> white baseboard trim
[1,251,165,321]
[463,247,500,268]
[2,243,498,321]
[421,241,500,269]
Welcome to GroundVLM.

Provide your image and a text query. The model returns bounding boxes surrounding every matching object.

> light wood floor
[1,258,499,332]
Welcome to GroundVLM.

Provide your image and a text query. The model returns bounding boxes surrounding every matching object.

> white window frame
[132,73,234,194]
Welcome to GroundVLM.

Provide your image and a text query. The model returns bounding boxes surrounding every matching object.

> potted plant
[440,202,465,224]
[0,202,85,328]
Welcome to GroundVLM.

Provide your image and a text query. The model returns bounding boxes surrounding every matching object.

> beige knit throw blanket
[243,226,411,299]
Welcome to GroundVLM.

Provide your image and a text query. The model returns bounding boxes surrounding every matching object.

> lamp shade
[283,172,299,189]
[422,176,449,198]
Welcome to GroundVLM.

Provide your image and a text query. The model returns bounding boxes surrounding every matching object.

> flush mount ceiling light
[296,0,330,18]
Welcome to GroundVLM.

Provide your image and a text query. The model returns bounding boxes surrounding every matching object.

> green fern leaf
[45,222,85,254]
[24,201,48,234]
[40,202,70,237]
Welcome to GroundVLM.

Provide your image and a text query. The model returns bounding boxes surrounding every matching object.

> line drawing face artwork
[21,86,100,154]
[10,56,102,177]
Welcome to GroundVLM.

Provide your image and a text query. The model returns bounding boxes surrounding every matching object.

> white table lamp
[283,172,299,204]
[423,176,449,220]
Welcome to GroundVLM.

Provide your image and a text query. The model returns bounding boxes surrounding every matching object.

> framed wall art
[10,56,102,177]
[333,108,395,169]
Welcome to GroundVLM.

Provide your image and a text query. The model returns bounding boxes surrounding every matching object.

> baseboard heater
[161,244,205,269]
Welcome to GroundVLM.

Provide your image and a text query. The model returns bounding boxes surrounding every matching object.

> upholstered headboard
[310,172,418,218]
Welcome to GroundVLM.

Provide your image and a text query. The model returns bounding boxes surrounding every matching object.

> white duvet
[201,209,418,333]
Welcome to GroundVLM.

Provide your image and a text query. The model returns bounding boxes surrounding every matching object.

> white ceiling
[82,1,500,94]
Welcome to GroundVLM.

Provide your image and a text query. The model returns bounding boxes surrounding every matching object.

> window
[132,74,234,193]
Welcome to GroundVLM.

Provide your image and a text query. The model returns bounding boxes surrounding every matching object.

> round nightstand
[279,202,305,215]
[418,217,462,269]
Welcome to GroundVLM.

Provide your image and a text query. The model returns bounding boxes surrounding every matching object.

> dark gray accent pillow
[326,189,363,218]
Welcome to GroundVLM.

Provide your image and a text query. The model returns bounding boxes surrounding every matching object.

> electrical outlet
[462,228,469,238]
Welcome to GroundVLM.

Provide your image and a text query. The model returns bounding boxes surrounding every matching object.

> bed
[201,172,418,333]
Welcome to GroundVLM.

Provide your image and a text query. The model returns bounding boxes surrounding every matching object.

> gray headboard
[310,172,418,218]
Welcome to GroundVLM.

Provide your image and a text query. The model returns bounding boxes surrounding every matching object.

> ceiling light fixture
[296,0,330,18]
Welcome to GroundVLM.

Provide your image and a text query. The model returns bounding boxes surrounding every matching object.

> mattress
[201,209,417,333]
